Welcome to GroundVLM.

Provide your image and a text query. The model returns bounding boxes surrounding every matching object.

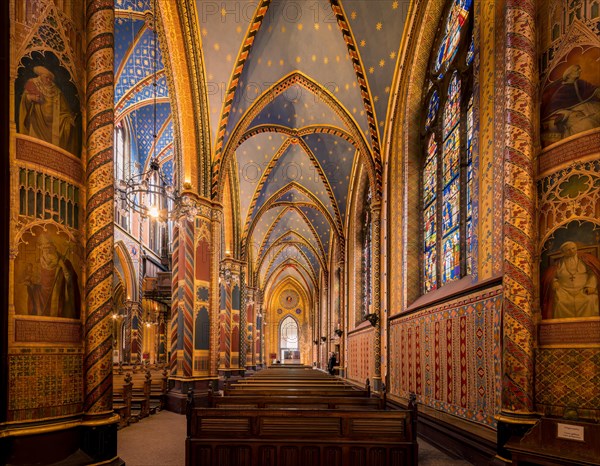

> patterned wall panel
[389,287,502,428]
[8,352,83,422]
[536,348,600,421]
[347,327,375,386]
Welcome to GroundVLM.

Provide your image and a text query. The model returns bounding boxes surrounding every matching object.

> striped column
[170,217,195,376]
[371,201,382,390]
[84,0,114,416]
[210,207,222,376]
[239,266,247,370]
[169,224,180,375]
[501,0,536,414]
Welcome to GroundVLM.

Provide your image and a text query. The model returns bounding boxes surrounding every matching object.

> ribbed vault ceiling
[114,0,409,303]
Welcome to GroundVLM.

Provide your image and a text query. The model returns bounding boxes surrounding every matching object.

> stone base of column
[0,421,121,466]
[495,412,539,463]
[219,368,246,378]
[166,378,217,413]
[372,376,383,393]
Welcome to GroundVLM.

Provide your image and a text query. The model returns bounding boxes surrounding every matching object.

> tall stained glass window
[421,0,473,293]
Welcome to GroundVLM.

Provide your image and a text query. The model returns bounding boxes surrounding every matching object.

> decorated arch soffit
[114,240,137,301]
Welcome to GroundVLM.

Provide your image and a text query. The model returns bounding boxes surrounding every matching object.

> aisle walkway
[118,410,471,466]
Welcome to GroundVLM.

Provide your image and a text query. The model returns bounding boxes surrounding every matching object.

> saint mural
[15,227,81,319]
[542,240,600,319]
[541,48,600,147]
[15,52,81,156]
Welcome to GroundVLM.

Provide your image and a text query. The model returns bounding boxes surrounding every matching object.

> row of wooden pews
[186,365,418,466]
[112,363,169,429]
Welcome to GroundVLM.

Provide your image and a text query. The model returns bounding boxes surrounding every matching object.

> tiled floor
[118,410,472,465]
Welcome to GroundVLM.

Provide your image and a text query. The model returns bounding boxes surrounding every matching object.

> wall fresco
[540,221,600,320]
[15,51,82,156]
[14,223,83,319]
[541,46,600,148]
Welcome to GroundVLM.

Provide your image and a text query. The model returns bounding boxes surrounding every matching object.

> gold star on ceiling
[390,51,397,59]
[392,1,399,9]
[379,59,385,67]
[360,39,366,47]
[376,22,383,31]
[351,11,357,19]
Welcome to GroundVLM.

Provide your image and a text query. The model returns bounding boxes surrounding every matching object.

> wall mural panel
[15,51,82,157]
[14,223,83,320]
[389,287,502,428]
[540,221,600,321]
[541,46,600,148]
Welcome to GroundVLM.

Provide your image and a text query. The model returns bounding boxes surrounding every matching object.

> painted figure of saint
[542,64,600,145]
[18,65,77,154]
[542,241,600,319]
[24,234,81,319]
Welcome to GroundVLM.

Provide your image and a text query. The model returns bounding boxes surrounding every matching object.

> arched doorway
[279,315,300,364]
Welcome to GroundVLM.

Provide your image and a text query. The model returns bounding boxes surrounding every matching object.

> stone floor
[118,410,472,465]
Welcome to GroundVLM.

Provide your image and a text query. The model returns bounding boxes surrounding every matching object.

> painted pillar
[239,265,247,370]
[371,200,382,390]
[338,257,346,376]
[84,0,115,420]
[167,196,219,411]
[501,0,536,415]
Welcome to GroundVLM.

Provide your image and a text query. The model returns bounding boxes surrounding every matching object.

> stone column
[338,258,346,377]
[167,196,218,412]
[496,0,538,459]
[371,200,382,391]
[239,265,247,370]
[84,0,115,419]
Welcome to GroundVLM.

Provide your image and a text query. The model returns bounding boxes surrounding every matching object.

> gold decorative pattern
[501,0,536,414]
[83,0,115,417]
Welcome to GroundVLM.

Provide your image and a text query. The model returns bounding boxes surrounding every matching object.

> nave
[3,0,600,465]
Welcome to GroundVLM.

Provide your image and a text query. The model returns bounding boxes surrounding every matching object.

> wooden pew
[208,392,385,410]
[129,371,151,420]
[185,401,417,466]
[112,372,132,429]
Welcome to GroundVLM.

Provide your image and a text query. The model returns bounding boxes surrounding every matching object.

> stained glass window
[421,0,474,293]
[361,189,373,319]
[434,0,473,74]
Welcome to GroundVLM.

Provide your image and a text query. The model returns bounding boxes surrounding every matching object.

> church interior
[1,0,600,465]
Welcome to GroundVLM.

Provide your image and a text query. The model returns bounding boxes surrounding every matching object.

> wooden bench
[129,371,151,420]
[185,400,417,466]
[112,373,132,429]
[209,393,385,410]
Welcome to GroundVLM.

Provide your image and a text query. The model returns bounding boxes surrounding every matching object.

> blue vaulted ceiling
[115,1,408,300]
[195,0,408,295]
[114,0,173,177]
